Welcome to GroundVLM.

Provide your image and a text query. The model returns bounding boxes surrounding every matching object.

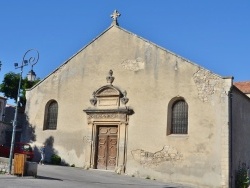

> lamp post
[8,49,39,174]
[0,61,2,71]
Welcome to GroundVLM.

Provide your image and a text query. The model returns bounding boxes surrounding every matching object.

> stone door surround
[84,70,133,173]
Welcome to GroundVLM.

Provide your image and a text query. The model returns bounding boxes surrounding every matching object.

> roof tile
[234,81,250,93]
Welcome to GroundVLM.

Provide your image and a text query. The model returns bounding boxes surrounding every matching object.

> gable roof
[28,24,227,90]
[234,81,250,94]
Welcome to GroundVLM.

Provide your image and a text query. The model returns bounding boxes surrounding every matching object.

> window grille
[46,101,58,130]
[171,100,188,134]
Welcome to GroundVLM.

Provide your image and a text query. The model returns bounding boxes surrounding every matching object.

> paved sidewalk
[0,165,194,188]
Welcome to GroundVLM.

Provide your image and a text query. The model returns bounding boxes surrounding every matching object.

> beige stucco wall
[25,26,232,187]
[231,87,250,188]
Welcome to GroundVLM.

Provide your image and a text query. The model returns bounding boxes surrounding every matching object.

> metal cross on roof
[110,10,121,26]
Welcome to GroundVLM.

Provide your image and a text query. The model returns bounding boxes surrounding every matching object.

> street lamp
[0,61,2,71]
[8,49,39,174]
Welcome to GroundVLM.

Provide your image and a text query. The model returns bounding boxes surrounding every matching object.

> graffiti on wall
[131,145,182,167]
[83,136,92,145]
[121,57,145,71]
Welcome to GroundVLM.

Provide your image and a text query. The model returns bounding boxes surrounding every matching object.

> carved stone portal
[83,70,133,173]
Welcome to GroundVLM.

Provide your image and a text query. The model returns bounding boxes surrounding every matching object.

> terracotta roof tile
[234,81,250,93]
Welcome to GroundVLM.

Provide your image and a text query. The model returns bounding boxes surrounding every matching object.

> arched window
[44,100,58,130]
[168,99,188,134]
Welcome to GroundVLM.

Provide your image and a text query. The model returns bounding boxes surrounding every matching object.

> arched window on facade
[44,100,58,130]
[167,98,188,135]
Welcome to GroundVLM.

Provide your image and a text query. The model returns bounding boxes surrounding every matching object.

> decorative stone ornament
[86,70,133,109]
[106,70,115,85]
[121,90,129,105]
[89,91,97,106]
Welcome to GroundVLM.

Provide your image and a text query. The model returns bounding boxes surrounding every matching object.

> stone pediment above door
[94,85,121,108]
[96,85,120,97]
[84,70,133,121]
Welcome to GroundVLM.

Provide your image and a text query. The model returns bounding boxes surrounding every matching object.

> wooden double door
[96,126,118,170]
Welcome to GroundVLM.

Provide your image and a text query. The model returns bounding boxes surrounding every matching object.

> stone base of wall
[0,157,37,176]
[0,157,12,174]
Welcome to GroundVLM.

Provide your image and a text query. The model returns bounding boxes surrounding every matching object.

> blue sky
[0,1,250,103]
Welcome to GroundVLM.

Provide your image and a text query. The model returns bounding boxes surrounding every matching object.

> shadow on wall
[21,113,36,143]
[33,136,69,166]
[32,136,55,163]
[23,125,36,144]
[44,136,56,163]
[22,114,69,166]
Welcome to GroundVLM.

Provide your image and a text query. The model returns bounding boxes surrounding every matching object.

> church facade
[24,11,250,188]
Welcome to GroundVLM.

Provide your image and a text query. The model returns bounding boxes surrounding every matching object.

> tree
[0,72,40,108]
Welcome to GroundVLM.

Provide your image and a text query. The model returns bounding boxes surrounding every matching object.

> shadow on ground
[36,175,63,181]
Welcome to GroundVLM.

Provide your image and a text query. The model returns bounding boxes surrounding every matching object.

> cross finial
[110,10,121,26]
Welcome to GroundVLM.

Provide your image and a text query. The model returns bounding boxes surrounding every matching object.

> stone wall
[0,157,10,173]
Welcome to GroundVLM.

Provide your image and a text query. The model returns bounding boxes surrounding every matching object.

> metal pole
[7,49,39,174]
[8,68,23,174]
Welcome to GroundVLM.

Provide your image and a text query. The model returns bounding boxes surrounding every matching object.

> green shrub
[51,154,61,165]
[235,163,250,188]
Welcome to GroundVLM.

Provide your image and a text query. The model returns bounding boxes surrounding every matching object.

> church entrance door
[96,126,118,170]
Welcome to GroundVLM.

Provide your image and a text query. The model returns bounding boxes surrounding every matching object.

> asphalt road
[0,164,193,188]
